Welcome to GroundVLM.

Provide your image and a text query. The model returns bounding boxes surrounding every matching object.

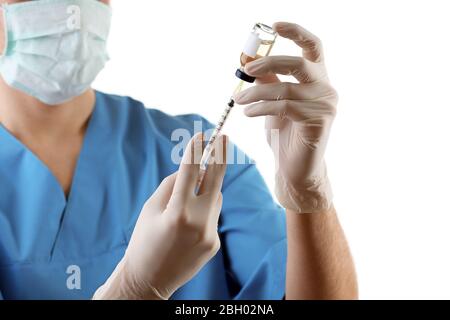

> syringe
[196,23,277,191]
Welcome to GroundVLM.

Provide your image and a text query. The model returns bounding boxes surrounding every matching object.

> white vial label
[242,32,262,58]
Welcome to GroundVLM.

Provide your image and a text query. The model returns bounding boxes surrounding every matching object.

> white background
[94,0,450,299]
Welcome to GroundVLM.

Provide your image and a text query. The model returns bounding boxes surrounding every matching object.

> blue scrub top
[0,91,287,300]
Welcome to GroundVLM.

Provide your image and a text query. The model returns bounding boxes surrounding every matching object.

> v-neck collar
[0,91,101,207]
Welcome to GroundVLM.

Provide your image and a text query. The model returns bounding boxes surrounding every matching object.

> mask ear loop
[0,5,8,58]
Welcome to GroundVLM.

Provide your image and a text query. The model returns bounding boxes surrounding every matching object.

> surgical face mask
[0,0,112,105]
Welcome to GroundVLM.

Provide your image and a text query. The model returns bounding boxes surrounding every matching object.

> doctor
[0,0,357,300]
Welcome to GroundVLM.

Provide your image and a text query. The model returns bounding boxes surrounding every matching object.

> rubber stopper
[235,69,256,83]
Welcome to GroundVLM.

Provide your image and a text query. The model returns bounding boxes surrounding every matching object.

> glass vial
[236,23,277,83]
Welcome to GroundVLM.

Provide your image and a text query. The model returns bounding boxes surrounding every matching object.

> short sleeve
[220,144,287,300]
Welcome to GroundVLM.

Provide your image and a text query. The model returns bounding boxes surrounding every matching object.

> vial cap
[235,69,256,83]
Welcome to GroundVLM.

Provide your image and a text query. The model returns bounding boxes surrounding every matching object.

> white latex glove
[234,22,337,214]
[93,134,228,300]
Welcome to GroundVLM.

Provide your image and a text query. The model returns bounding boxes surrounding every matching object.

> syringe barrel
[199,99,233,171]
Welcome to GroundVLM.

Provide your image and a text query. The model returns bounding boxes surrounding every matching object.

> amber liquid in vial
[240,39,275,67]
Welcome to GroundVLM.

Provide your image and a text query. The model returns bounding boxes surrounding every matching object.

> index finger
[273,22,324,63]
[172,133,204,198]
[197,135,228,196]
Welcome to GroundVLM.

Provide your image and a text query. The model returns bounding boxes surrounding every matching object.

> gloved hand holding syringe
[196,23,278,191]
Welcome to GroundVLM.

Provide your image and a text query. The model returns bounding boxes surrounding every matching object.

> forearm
[285,206,358,300]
